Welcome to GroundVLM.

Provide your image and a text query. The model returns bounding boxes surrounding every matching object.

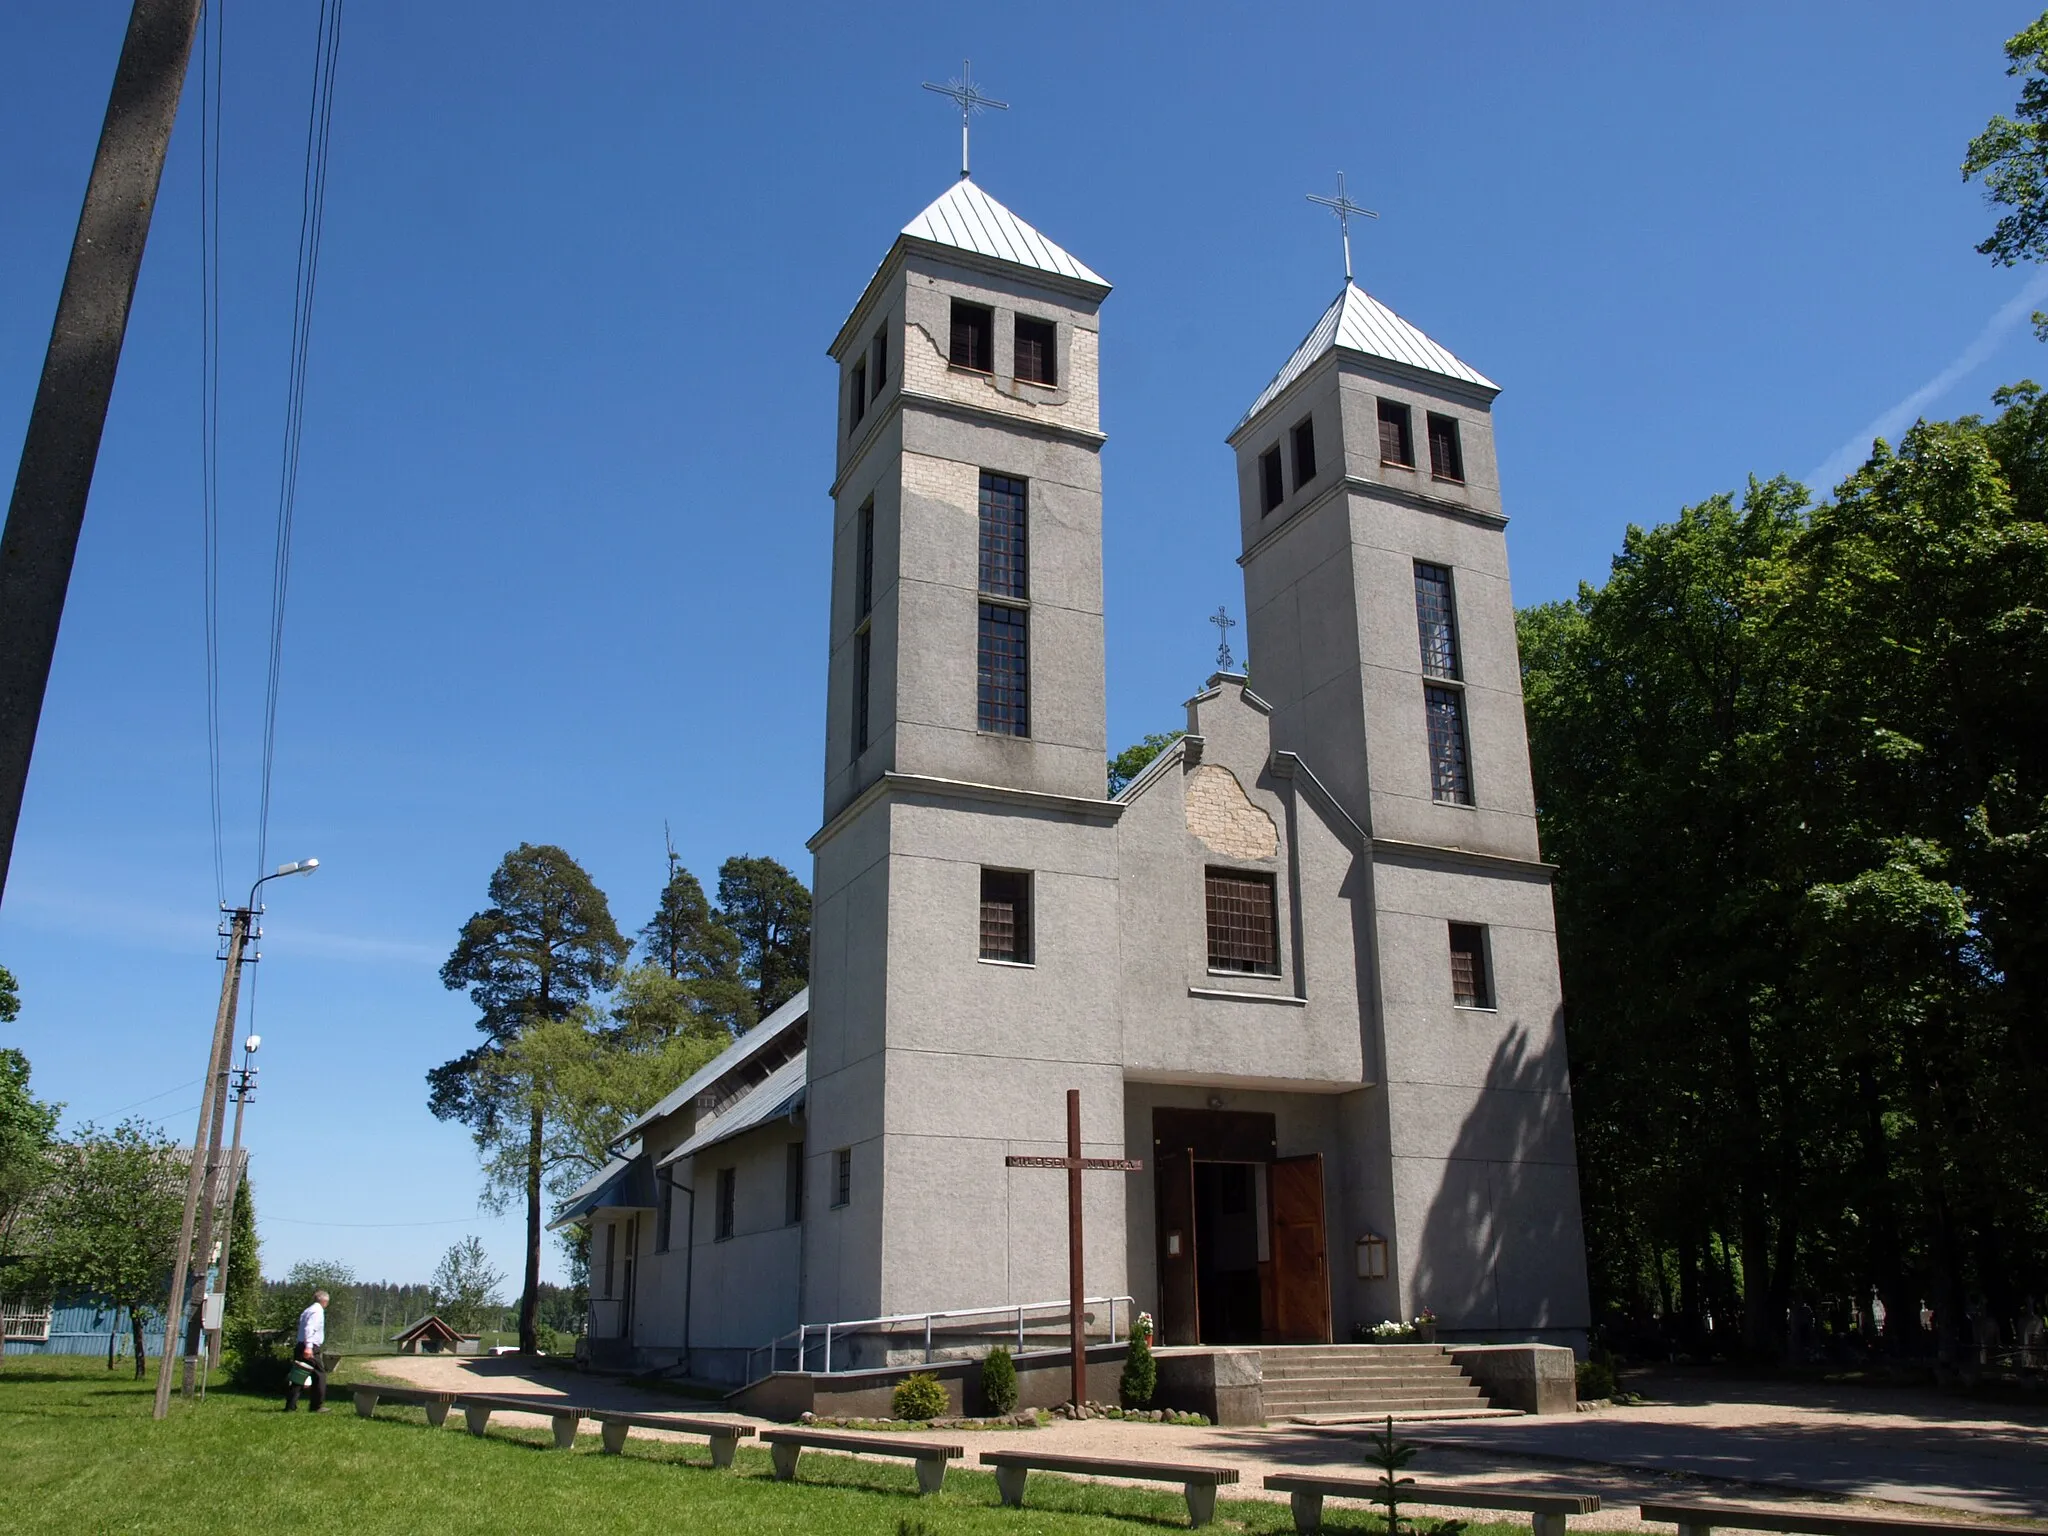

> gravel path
[356,1356,2048,1530]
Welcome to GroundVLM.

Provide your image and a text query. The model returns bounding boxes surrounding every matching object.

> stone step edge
[1285,1407,1524,1424]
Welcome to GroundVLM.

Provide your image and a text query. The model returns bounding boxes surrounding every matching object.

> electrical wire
[254,0,346,880]
[198,0,226,910]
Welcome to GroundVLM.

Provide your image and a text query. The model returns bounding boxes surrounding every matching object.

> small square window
[980,868,1033,962]
[1378,400,1415,467]
[715,1167,736,1241]
[848,359,867,432]
[1205,868,1279,975]
[1449,922,1491,1007]
[872,326,888,387]
[1259,446,1284,514]
[1427,413,1464,483]
[950,300,994,372]
[1292,417,1317,487]
[1014,316,1057,386]
[833,1148,852,1208]
[785,1142,805,1226]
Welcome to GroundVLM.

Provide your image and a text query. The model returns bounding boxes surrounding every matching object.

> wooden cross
[1006,1089,1142,1408]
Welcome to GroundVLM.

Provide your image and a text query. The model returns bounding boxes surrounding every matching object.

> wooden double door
[1152,1108,1331,1347]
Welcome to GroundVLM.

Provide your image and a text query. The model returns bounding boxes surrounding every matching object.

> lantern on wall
[1355,1232,1389,1281]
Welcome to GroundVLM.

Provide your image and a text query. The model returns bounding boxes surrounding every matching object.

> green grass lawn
[0,1356,1520,1536]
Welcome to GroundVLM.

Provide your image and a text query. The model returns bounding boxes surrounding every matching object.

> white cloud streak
[1807,267,2048,494]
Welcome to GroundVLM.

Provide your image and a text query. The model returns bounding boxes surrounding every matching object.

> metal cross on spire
[1211,606,1238,672]
[1306,171,1379,285]
[922,59,1008,179]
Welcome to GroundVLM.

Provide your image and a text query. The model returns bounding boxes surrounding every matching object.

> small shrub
[1119,1310,1157,1407]
[981,1345,1019,1414]
[892,1372,948,1421]
[222,1315,288,1394]
[1576,1358,1618,1400]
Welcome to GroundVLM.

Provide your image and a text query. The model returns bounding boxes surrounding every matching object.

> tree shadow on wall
[1408,1017,1589,1336]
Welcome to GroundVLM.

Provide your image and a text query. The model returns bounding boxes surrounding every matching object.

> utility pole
[154,858,315,1420]
[205,1036,259,1369]
[180,941,242,1397]
[0,0,204,905]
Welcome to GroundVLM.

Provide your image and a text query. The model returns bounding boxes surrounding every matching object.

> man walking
[285,1288,329,1412]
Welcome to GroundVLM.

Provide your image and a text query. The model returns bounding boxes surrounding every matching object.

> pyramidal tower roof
[900,178,1109,289]
[1235,282,1495,434]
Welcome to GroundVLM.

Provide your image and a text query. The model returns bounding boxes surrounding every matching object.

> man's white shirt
[296,1302,325,1350]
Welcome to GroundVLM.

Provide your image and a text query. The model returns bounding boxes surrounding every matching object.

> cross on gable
[1210,605,1238,672]
[1005,1089,1142,1408]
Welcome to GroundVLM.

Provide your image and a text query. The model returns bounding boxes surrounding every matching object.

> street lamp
[154,857,320,1417]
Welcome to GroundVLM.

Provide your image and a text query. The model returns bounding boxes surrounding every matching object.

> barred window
[1015,316,1056,386]
[785,1143,805,1226]
[1259,446,1284,513]
[833,1148,852,1208]
[2,1302,51,1342]
[1206,869,1279,974]
[978,472,1028,599]
[1378,399,1414,466]
[978,603,1029,736]
[715,1167,736,1241]
[1425,685,1473,804]
[950,300,994,371]
[848,359,867,433]
[1292,416,1317,487]
[1449,922,1491,1007]
[980,868,1033,962]
[1413,562,1459,678]
[1427,412,1464,482]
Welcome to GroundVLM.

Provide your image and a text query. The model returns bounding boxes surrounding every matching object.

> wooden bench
[1641,1504,2048,1536]
[451,1392,586,1449]
[759,1428,965,1494]
[587,1409,754,1466]
[348,1383,458,1427]
[1268,1473,1598,1536]
[980,1450,1240,1528]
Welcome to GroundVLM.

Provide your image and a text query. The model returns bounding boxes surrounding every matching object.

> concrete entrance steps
[1257,1344,1517,1422]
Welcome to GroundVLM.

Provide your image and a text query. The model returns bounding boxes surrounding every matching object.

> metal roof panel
[901,179,1108,289]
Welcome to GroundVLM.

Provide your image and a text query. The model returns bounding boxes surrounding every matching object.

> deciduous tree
[430,1236,505,1334]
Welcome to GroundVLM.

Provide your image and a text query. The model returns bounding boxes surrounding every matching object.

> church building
[556,167,1590,1386]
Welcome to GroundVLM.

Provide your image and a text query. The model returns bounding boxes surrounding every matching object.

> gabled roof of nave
[1235,282,1496,435]
[900,177,1109,289]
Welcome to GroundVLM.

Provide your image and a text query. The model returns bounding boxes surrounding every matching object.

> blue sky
[2,0,2042,1289]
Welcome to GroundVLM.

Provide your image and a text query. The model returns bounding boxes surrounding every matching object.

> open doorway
[1193,1161,1264,1343]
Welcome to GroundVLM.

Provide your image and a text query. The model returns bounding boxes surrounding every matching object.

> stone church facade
[558,174,1590,1382]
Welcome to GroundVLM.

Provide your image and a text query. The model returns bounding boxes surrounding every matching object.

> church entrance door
[1268,1154,1332,1344]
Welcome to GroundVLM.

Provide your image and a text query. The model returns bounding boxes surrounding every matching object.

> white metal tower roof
[900,178,1109,289]
[1236,282,1495,433]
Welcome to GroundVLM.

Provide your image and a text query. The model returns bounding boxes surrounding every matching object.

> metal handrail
[743,1294,1135,1385]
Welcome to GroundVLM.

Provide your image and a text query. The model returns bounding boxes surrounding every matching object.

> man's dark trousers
[283,1351,326,1412]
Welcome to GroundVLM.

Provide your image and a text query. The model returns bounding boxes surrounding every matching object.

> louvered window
[1378,399,1415,466]
[980,868,1033,962]
[1425,685,1473,804]
[833,1148,852,1208]
[950,300,994,371]
[1413,562,1459,678]
[872,326,888,387]
[1292,417,1317,487]
[1449,922,1491,1007]
[978,603,1029,735]
[978,473,1028,599]
[854,630,872,757]
[1260,446,1284,514]
[1206,869,1279,975]
[1427,413,1464,482]
[848,359,866,432]
[1015,316,1056,386]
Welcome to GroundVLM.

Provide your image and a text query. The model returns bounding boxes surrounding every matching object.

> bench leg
[550,1413,580,1450]
[1533,1514,1566,1536]
[708,1431,738,1469]
[463,1406,493,1436]
[1678,1524,1714,1536]
[770,1442,800,1481]
[425,1401,450,1428]
[1289,1490,1323,1533]
[1185,1482,1218,1528]
[914,1454,946,1495]
[601,1421,629,1455]
[995,1465,1028,1508]
[351,1390,379,1420]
